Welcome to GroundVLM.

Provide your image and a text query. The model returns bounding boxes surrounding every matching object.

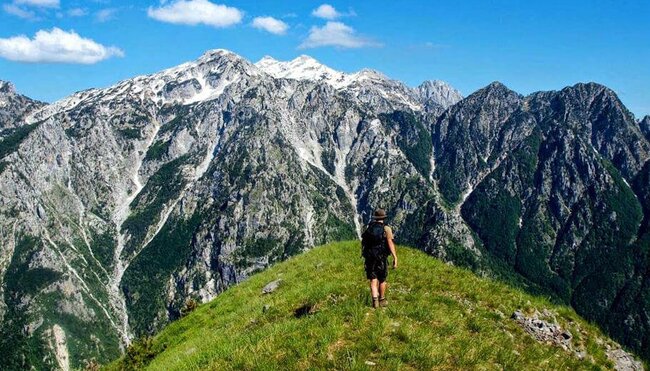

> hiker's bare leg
[370,279,380,308]
[369,279,379,298]
[379,281,387,298]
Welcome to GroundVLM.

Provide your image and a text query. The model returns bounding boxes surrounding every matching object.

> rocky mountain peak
[462,81,522,107]
[565,81,611,95]
[255,53,350,88]
[255,55,404,92]
[0,80,44,129]
[354,68,386,80]
[198,48,236,59]
[0,80,16,94]
[555,82,626,113]
[27,49,260,121]
[293,54,320,63]
[484,81,516,94]
[254,53,466,112]
[257,55,279,64]
[194,48,253,70]
[416,80,463,109]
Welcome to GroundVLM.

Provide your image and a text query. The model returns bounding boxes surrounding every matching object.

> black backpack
[361,222,389,260]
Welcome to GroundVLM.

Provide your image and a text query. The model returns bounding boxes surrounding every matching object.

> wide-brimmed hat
[372,208,387,220]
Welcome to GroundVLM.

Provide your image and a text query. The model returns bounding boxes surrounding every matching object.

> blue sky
[0,0,648,118]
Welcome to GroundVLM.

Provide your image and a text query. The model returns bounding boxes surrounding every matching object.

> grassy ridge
[108,241,633,370]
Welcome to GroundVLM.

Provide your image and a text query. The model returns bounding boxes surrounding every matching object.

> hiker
[361,208,398,308]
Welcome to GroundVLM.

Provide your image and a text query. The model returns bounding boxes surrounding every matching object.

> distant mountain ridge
[254,54,462,111]
[0,49,648,369]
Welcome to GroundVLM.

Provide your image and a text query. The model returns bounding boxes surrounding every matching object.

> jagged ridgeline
[0,50,648,369]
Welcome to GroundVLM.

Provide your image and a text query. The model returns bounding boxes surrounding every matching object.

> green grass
[107,241,631,370]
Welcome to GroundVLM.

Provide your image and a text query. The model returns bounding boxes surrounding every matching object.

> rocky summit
[0,49,648,369]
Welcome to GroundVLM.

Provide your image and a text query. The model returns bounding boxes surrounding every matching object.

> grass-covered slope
[108,241,640,370]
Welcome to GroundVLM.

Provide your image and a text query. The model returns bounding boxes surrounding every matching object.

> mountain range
[0,49,648,369]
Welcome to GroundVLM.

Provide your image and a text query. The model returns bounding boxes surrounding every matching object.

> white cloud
[68,8,87,17]
[95,8,118,22]
[14,0,59,8]
[0,28,124,64]
[299,21,380,49]
[252,16,288,35]
[311,4,340,20]
[4,0,62,19]
[3,3,36,19]
[147,0,243,28]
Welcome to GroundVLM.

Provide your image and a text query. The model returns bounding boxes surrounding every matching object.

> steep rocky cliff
[640,115,650,141]
[0,50,648,369]
[0,81,45,132]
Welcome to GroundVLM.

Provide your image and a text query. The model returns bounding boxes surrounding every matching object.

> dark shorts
[365,257,388,282]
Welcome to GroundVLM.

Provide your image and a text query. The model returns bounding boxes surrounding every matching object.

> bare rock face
[0,50,649,368]
[512,310,643,371]
[640,115,650,141]
[606,347,644,371]
[261,279,282,294]
[416,80,464,111]
[511,310,574,351]
[0,81,44,132]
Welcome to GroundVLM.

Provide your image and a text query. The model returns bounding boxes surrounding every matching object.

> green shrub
[145,140,170,161]
[180,298,199,318]
[83,359,100,371]
[437,173,462,205]
[90,229,117,270]
[462,186,521,264]
[122,336,162,370]
[117,128,142,139]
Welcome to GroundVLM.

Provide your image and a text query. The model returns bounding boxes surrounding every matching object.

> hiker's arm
[388,238,397,268]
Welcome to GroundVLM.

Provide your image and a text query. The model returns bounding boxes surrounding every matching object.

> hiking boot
[372,297,380,309]
[379,297,387,308]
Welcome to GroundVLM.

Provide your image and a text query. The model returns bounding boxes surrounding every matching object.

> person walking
[361,208,397,308]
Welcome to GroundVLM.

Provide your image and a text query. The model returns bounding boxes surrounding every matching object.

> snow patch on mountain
[255,55,461,111]
[255,55,401,92]
[26,50,257,124]
[24,50,461,125]
[256,55,354,89]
